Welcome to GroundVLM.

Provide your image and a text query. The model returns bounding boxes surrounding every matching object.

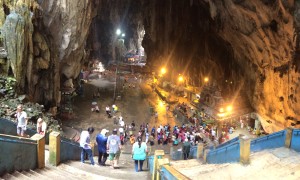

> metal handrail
[208,141,239,155]
[0,137,37,145]
[251,130,285,144]
[61,139,80,147]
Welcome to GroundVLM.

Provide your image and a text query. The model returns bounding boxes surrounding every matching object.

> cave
[0,0,299,137]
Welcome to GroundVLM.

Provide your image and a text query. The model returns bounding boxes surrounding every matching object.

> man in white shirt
[80,127,95,165]
[16,104,28,137]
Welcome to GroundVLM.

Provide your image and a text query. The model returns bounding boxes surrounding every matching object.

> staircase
[1,154,151,180]
[170,147,300,179]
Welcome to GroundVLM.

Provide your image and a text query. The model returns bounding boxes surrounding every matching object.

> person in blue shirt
[96,128,109,166]
[132,137,148,172]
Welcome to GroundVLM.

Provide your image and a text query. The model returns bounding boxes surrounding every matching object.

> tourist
[80,127,95,165]
[119,117,125,127]
[96,128,109,166]
[106,105,111,116]
[107,129,121,168]
[149,133,154,146]
[182,138,191,160]
[131,120,136,131]
[132,137,148,172]
[130,134,136,144]
[36,118,47,136]
[145,132,149,144]
[15,104,28,137]
[91,101,100,113]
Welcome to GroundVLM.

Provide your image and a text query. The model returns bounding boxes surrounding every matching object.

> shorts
[17,126,26,135]
[109,151,120,160]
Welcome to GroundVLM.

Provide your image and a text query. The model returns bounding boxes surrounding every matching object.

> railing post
[239,135,250,165]
[197,143,204,159]
[92,142,98,156]
[31,134,45,168]
[169,146,173,160]
[49,131,60,166]
[157,158,170,180]
[152,150,165,180]
[285,127,293,148]
[203,149,209,163]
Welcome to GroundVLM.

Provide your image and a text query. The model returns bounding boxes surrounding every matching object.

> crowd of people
[80,126,147,172]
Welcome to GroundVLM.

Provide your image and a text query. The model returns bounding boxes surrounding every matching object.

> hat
[113,128,118,134]
[101,129,109,135]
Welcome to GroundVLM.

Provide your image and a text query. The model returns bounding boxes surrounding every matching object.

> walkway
[171,147,300,180]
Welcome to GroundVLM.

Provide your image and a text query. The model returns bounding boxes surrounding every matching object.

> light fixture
[204,77,209,82]
[226,105,232,112]
[178,75,184,82]
[161,68,166,75]
[116,29,121,35]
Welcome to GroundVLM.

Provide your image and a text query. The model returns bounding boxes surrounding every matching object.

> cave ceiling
[0,0,299,132]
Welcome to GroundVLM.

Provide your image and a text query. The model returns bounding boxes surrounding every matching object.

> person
[132,137,148,172]
[119,118,125,127]
[15,104,28,137]
[130,134,136,145]
[131,121,136,131]
[36,118,47,136]
[106,106,111,117]
[96,128,109,166]
[107,129,121,168]
[182,138,191,160]
[80,127,95,165]
[91,101,100,113]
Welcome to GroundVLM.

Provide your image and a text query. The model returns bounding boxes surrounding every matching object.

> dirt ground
[61,69,182,146]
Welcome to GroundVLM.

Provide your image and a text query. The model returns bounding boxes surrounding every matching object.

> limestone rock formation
[0,0,299,133]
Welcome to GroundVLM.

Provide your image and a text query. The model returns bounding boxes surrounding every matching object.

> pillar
[152,150,165,180]
[197,143,204,159]
[169,146,174,160]
[49,131,60,166]
[31,134,45,168]
[156,158,170,180]
[239,135,250,165]
[203,149,209,163]
[91,142,97,156]
[285,127,293,148]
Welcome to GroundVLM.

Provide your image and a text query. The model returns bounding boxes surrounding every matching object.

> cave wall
[0,0,97,109]
[0,0,299,131]
[207,0,300,132]
[86,0,144,64]
[139,0,300,132]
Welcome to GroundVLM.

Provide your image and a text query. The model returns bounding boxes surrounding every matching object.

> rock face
[0,0,97,109]
[0,0,299,132]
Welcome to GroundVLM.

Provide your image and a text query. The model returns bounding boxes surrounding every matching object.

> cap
[113,128,118,132]
[101,129,109,135]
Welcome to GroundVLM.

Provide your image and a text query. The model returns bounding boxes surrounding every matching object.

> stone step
[171,147,300,180]
[63,154,151,179]
[58,163,107,179]
[44,166,83,180]
[11,171,31,180]
[19,171,36,179]
[1,173,18,180]
[28,170,51,180]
